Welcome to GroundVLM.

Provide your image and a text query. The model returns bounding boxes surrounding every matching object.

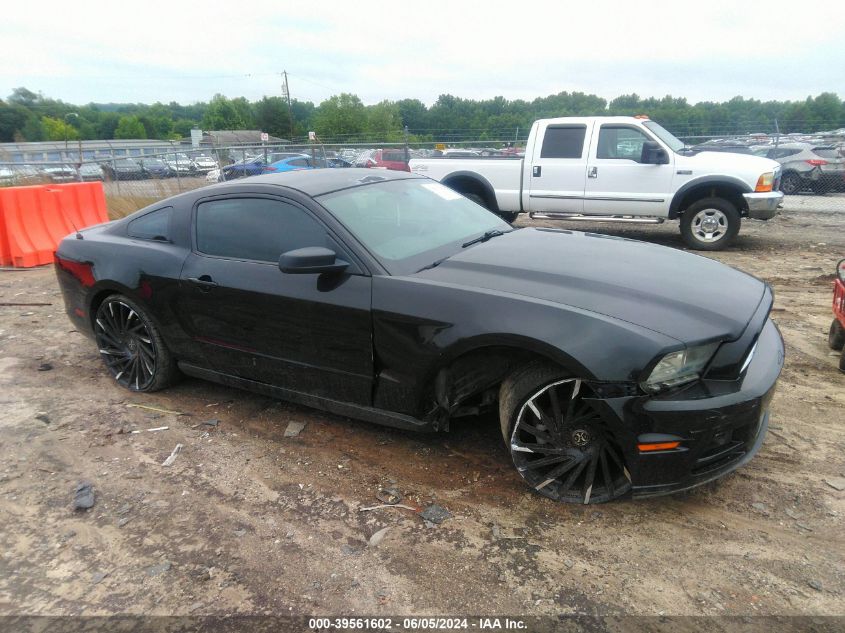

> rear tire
[840,346,845,373]
[499,361,632,504]
[94,294,180,392]
[463,192,518,224]
[780,172,803,195]
[679,197,741,251]
[830,319,845,351]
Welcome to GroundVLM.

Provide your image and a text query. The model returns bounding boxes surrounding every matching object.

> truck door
[583,123,675,216]
[526,121,591,214]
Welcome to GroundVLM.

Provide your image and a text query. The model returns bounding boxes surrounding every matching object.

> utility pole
[282,71,295,142]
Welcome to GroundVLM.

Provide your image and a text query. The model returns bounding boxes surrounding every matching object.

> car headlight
[641,343,720,393]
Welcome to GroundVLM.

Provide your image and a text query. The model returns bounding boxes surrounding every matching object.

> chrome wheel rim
[94,300,156,391]
[692,208,728,243]
[509,379,631,504]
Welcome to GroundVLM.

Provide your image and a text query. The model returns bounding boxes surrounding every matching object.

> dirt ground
[1,204,843,621]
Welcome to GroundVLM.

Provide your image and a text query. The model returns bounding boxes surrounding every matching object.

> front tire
[93,295,180,392]
[679,197,741,251]
[499,362,632,504]
[829,319,845,351]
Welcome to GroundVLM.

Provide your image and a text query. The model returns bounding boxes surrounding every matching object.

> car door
[526,120,591,214]
[583,123,675,216]
[174,193,374,406]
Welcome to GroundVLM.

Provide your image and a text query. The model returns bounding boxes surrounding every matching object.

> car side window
[128,206,172,241]
[597,126,651,162]
[195,198,329,262]
[540,126,586,159]
[289,158,309,167]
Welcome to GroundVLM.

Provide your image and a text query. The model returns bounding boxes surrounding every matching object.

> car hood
[414,228,766,343]
[681,150,779,174]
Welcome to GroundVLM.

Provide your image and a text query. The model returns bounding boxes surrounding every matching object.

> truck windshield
[318,179,510,275]
[642,121,686,152]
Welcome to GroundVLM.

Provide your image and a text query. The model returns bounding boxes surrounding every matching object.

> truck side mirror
[642,141,669,165]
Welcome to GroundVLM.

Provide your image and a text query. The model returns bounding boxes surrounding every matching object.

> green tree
[365,100,403,141]
[202,94,252,130]
[114,115,147,139]
[313,93,366,139]
[173,119,198,138]
[253,96,291,139]
[0,100,28,142]
[40,116,80,141]
[396,98,428,132]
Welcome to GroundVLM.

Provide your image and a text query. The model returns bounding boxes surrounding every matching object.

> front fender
[371,276,678,417]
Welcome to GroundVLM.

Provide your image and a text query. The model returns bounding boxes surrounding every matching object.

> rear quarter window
[540,126,587,159]
[813,147,841,159]
[128,206,172,241]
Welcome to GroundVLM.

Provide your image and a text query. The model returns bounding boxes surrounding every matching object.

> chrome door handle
[588,166,598,178]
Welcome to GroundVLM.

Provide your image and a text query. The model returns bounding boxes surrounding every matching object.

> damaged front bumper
[597,318,784,498]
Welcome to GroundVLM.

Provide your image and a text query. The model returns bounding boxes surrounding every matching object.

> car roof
[231,167,425,196]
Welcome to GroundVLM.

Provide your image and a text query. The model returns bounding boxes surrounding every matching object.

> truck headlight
[641,343,720,393]
[755,172,774,192]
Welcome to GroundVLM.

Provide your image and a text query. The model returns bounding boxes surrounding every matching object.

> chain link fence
[2,125,844,219]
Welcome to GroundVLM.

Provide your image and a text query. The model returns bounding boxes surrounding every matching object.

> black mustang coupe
[55,169,784,504]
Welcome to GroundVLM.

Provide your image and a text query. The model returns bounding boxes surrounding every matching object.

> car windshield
[318,179,510,275]
[642,121,686,152]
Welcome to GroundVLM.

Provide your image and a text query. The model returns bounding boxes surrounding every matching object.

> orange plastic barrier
[0,182,109,268]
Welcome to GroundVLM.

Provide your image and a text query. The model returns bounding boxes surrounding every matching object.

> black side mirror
[279,247,349,274]
[642,140,669,164]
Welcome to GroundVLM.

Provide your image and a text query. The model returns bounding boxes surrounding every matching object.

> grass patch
[106,195,163,219]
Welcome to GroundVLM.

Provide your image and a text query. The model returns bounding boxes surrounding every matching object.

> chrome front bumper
[743,191,783,220]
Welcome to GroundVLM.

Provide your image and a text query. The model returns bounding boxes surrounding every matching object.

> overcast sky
[3,0,844,107]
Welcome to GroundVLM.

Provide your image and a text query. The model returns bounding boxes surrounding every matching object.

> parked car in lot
[41,164,78,183]
[752,143,845,194]
[139,158,171,179]
[10,164,43,185]
[54,169,784,504]
[77,163,104,182]
[222,153,301,179]
[262,154,315,173]
[102,158,145,181]
[0,166,14,186]
[356,149,410,171]
[410,116,784,250]
[325,156,352,168]
[164,153,197,176]
[828,259,845,372]
[192,155,218,173]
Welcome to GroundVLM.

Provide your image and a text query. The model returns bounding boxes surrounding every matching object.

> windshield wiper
[461,229,508,248]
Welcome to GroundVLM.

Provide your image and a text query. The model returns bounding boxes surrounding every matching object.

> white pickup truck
[409,116,783,250]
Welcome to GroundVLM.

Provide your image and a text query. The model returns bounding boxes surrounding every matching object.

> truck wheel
[679,197,741,251]
[840,346,845,373]
[829,319,845,351]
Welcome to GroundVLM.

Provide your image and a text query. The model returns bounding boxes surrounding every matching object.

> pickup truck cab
[409,116,783,250]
